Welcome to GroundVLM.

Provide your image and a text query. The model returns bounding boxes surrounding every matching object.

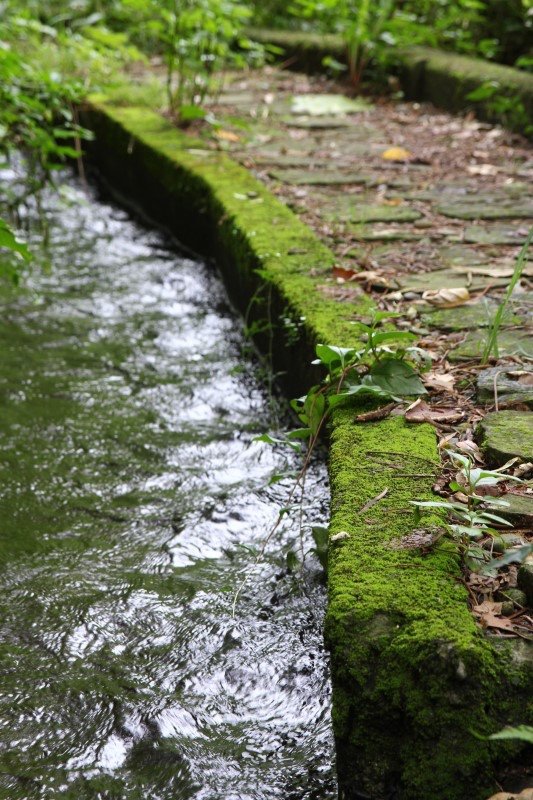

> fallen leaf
[405,399,464,425]
[215,129,240,142]
[382,146,412,161]
[474,600,503,615]
[455,440,483,462]
[479,612,515,631]
[423,371,456,392]
[332,264,359,281]
[349,270,391,289]
[466,163,499,176]
[422,287,470,308]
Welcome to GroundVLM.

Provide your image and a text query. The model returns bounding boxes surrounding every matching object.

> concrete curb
[81,99,532,800]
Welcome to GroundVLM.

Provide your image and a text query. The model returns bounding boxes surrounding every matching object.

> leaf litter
[204,67,533,637]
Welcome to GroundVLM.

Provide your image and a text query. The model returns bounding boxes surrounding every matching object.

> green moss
[327,411,531,799]
[81,97,533,800]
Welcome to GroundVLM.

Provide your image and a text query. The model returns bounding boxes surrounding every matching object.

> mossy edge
[81,99,533,800]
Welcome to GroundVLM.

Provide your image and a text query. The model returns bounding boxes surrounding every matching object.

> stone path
[200,68,532,474]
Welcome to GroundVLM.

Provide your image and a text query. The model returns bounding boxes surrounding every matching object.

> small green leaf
[286,427,312,440]
[314,344,356,369]
[488,725,533,744]
[311,525,329,570]
[286,549,299,572]
[369,358,426,396]
[0,219,31,262]
[482,543,533,573]
[328,384,393,407]
[370,330,417,348]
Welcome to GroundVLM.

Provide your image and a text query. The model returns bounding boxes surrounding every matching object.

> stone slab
[449,330,533,361]
[438,202,533,220]
[422,302,522,331]
[486,493,533,525]
[477,365,533,407]
[477,410,533,466]
[458,225,531,246]
[324,201,422,224]
[268,168,375,185]
[291,93,372,115]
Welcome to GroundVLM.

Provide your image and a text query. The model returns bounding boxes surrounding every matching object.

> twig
[354,402,397,423]
[492,368,505,412]
[358,487,389,513]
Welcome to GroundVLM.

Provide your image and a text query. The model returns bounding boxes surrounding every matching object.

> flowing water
[0,176,337,799]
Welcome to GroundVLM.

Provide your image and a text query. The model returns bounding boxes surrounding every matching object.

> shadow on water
[0,174,337,799]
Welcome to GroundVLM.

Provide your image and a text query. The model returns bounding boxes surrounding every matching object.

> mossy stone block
[449,330,533,361]
[486,494,533,526]
[477,410,533,466]
[423,303,521,331]
[438,202,533,220]
[268,168,374,186]
[477,366,533,408]
[325,201,422,224]
[460,226,530,246]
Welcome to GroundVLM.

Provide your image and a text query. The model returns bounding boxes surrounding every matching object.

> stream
[0,175,337,799]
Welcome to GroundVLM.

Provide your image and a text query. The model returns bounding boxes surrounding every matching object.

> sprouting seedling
[411,449,525,569]
[234,317,429,612]
[445,450,523,507]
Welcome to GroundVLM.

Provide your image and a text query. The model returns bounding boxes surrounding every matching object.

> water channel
[0,174,337,799]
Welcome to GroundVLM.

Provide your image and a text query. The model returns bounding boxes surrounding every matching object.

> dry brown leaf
[382,146,412,161]
[423,371,456,392]
[349,270,391,289]
[422,287,470,308]
[473,601,515,631]
[455,440,483,462]
[332,264,359,281]
[405,399,464,425]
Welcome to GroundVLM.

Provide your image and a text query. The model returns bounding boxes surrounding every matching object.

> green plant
[488,725,533,743]
[121,0,263,122]
[0,14,97,222]
[243,311,426,595]
[412,450,527,572]
[290,0,397,88]
[466,82,533,136]
[0,217,31,284]
[482,225,533,362]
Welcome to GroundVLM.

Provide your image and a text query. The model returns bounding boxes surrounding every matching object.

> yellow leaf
[215,129,240,142]
[382,147,412,161]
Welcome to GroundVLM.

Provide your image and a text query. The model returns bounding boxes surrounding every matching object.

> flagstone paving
[195,67,532,454]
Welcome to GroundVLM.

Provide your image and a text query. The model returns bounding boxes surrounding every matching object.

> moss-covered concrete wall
[248,28,533,135]
[81,100,533,799]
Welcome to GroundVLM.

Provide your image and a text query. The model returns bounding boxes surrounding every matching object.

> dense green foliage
[252,0,533,72]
